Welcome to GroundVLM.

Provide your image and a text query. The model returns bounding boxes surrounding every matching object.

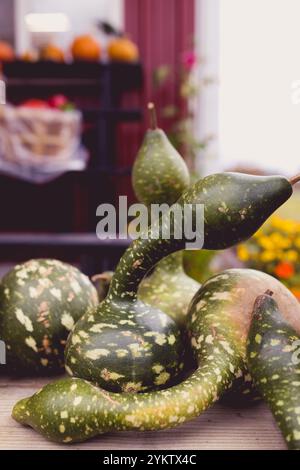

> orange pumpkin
[21,50,38,62]
[71,35,101,62]
[40,44,65,62]
[107,37,139,62]
[0,40,14,62]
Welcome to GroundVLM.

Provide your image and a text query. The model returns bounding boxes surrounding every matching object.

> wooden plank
[0,376,286,450]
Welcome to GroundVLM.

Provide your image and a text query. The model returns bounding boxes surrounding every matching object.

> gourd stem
[148,102,158,129]
[290,174,300,185]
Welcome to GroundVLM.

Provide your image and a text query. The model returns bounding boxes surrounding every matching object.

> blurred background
[0,0,300,294]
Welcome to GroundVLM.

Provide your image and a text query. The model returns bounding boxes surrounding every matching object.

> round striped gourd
[0,259,98,374]
[247,292,300,450]
[12,269,300,443]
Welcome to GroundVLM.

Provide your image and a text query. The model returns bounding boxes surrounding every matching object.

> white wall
[195,0,220,175]
[15,0,124,53]
[219,0,300,175]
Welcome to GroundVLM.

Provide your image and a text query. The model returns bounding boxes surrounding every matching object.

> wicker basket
[0,104,82,166]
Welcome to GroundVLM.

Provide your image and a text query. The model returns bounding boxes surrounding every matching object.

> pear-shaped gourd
[132,102,199,326]
[64,172,294,394]
[247,291,300,450]
[132,103,190,207]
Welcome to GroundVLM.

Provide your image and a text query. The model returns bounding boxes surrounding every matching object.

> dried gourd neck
[290,174,300,185]
[148,102,158,130]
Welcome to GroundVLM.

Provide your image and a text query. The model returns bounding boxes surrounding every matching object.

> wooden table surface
[0,376,286,450]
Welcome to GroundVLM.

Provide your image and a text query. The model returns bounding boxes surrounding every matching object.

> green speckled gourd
[0,259,98,374]
[132,103,190,207]
[138,251,199,326]
[63,172,293,395]
[132,103,199,326]
[247,291,300,450]
[12,269,300,443]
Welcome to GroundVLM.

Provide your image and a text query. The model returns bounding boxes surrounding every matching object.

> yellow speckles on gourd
[272,374,279,380]
[85,349,110,360]
[50,288,62,301]
[25,336,38,352]
[144,331,166,346]
[270,339,280,346]
[73,396,82,406]
[59,424,65,433]
[210,291,232,301]
[276,400,284,406]
[255,334,262,344]
[89,323,117,332]
[60,411,68,419]
[115,349,129,358]
[71,335,81,345]
[128,343,142,358]
[70,280,81,294]
[61,313,75,331]
[101,369,125,381]
[293,430,300,440]
[219,341,234,355]
[152,364,164,374]
[15,308,33,332]
[78,330,89,339]
[119,319,135,326]
[205,335,213,344]
[122,382,143,393]
[196,300,207,311]
[154,371,170,386]
[168,415,179,423]
[168,335,176,345]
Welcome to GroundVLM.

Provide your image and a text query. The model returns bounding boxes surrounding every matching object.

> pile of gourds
[2,104,300,449]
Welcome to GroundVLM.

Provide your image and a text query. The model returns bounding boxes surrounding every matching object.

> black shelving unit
[0,61,143,273]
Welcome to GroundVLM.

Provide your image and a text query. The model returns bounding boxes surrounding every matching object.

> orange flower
[274,262,295,279]
[290,288,300,301]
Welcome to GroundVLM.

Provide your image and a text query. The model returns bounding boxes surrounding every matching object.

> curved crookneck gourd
[60,172,292,394]
[62,172,294,394]
[247,291,300,450]
[13,269,300,444]
[133,102,200,326]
